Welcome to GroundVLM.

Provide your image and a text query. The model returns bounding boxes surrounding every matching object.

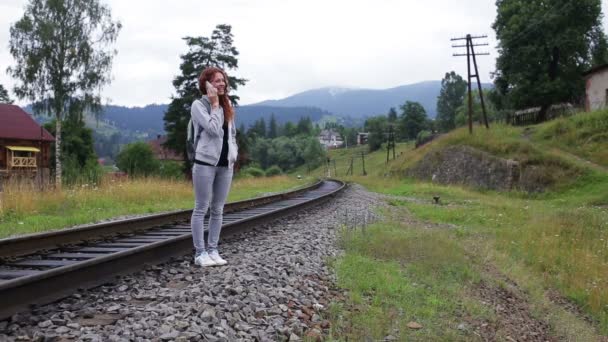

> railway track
[0,179,345,320]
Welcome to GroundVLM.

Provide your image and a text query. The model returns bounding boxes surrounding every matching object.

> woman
[190,67,238,267]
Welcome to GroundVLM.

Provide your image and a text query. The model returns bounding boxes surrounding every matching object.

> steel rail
[0,179,345,320]
[0,180,324,258]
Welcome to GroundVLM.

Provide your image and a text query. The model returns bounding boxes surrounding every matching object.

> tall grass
[533,109,608,167]
[315,110,608,332]
[330,222,481,341]
[349,172,608,332]
[0,174,310,239]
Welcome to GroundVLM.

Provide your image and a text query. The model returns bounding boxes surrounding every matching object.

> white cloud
[0,0,607,106]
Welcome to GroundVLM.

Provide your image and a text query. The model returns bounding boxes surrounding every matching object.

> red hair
[198,67,234,123]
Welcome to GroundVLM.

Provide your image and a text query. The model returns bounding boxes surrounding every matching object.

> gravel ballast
[0,184,384,342]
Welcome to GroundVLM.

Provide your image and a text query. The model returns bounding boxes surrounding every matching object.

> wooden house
[0,104,55,188]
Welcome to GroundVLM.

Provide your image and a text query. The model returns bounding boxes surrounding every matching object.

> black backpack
[186,98,211,163]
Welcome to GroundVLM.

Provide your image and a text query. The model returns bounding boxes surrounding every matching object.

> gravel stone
[37,320,52,328]
[0,185,383,341]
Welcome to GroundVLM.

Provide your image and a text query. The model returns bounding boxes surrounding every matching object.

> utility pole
[346,156,353,176]
[333,159,337,177]
[386,124,396,164]
[361,152,367,176]
[451,34,490,134]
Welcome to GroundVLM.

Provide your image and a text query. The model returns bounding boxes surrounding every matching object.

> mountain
[23,80,492,135]
[234,105,332,127]
[254,81,493,119]
[101,104,333,131]
[24,103,333,134]
[102,104,166,133]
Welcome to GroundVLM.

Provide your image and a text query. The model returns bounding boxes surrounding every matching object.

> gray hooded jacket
[191,96,238,169]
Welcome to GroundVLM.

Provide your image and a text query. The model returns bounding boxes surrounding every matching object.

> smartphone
[205,81,214,93]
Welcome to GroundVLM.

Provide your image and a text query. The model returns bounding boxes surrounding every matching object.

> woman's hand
[206,82,219,108]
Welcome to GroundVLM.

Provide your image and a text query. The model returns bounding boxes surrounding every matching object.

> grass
[532,109,608,168]
[350,175,608,332]
[0,174,313,239]
[318,109,608,337]
[328,222,484,341]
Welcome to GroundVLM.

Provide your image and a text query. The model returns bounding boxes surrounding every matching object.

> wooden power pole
[386,124,396,164]
[451,34,490,134]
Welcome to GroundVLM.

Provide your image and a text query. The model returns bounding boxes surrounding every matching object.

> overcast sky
[1,0,607,107]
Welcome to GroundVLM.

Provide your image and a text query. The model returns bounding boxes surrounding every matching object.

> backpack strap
[193,97,212,152]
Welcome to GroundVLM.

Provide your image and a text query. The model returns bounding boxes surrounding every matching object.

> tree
[364,115,388,151]
[163,24,247,170]
[0,84,13,104]
[399,101,428,140]
[436,71,467,132]
[493,0,604,120]
[296,117,313,135]
[302,137,326,169]
[235,125,250,170]
[342,127,358,148]
[455,90,498,127]
[247,118,267,139]
[116,142,159,178]
[283,122,297,137]
[590,26,608,67]
[387,107,398,122]
[268,113,278,139]
[8,0,121,189]
[44,119,101,185]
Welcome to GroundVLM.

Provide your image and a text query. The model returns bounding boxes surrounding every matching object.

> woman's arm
[191,100,223,137]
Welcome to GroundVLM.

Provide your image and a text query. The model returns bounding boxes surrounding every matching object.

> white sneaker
[208,250,227,266]
[194,252,217,267]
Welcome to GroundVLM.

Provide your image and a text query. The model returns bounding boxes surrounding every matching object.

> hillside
[307,109,608,337]
[255,81,493,119]
[22,80,483,137]
[96,103,336,132]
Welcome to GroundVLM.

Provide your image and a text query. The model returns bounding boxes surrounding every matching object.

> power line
[497,1,573,48]
[451,34,490,133]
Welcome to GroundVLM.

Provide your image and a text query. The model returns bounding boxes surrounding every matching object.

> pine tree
[0,84,12,104]
[268,113,278,139]
[163,24,247,168]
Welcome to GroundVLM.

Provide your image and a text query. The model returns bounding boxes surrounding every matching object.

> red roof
[147,135,183,161]
[0,104,55,141]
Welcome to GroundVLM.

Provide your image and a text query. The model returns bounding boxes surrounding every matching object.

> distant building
[357,132,369,145]
[584,64,608,112]
[317,129,343,149]
[147,135,183,161]
[0,104,55,189]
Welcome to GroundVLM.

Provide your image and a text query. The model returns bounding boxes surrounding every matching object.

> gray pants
[191,164,233,255]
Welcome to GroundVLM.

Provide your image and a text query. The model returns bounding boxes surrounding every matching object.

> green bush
[265,165,283,177]
[116,142,159,178]
[415,130,434,147]
[62,155,104,186]
[241,166,265,177]
[158,160,184,180]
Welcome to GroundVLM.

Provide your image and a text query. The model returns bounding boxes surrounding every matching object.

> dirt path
[522,126,607,173]
[466,265,554,341]
[377,193,604,341]
[547,147,608,173]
